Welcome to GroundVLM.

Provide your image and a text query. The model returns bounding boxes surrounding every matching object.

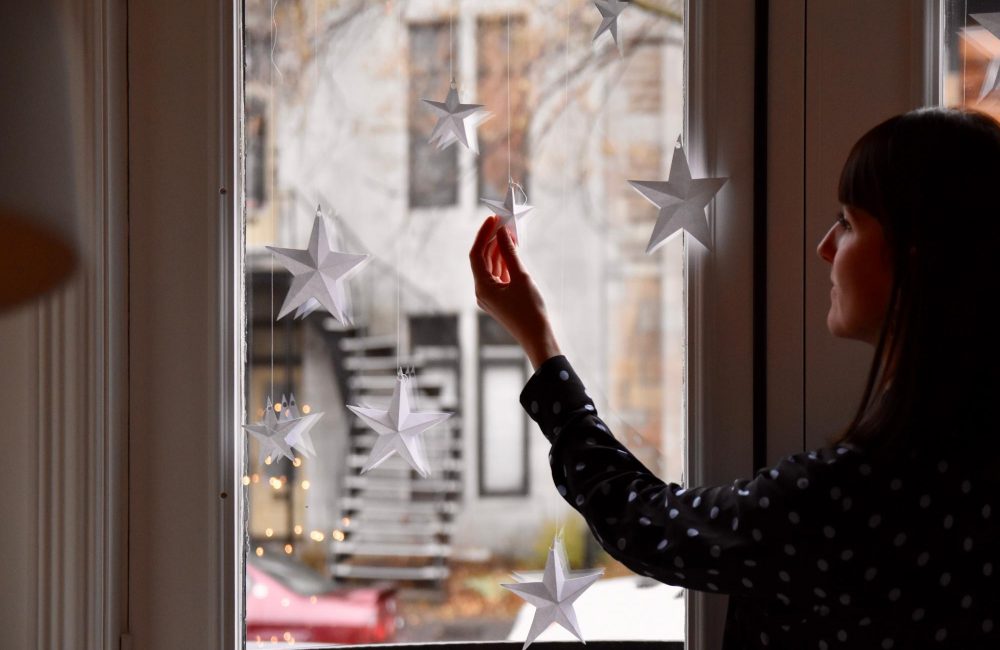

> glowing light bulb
[241,476,251,486]
[292,457,302,467]
[310,530,325,542]
[293,524,303,535]
[284,544,293,554]
[255,547,264,557]
[301,480,311,490]
[332,530,345,542]
[274,403,282,413]
[264,456,272,466]
[265,527,274,538]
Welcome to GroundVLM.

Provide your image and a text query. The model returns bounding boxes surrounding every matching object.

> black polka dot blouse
[520,355,999,649]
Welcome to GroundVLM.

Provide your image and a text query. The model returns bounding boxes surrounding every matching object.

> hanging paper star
[280,393,323,458]
[970,13,1000,100]
[423,85,491,154]
[481,182,534,244]
[592,0,629,50]
[266,209,369,324]
[502,535,604,649]
[346,373,452,478]
[628,139,728,253]
[244,397,297,466]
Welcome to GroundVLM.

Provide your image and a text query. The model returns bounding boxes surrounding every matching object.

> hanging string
[964,0,969,104]
[269,0,278,406]
[270,0,283,82]
[507,9,512,185]
[559,0,570,327]
[396,224,401,371]
[449,5,455,85]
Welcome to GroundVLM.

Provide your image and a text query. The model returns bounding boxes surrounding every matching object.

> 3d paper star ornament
[481,182,534,244]
[266,210,370,323]
[970,13,1000,100]
[244,397,297,466]
[502,535,604,649]
[346,373,452,478]
[423,84,491,154]
[280,394,323,458]
[628,139,728,253]
[593,0,629,51]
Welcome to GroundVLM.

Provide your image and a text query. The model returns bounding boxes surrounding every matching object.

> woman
[469,107,1000,648]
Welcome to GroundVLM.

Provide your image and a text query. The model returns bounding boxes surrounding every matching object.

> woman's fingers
[496,225,526,278]
[469,216,497,279]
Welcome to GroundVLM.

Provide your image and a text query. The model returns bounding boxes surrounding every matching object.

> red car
[246,553,397,645]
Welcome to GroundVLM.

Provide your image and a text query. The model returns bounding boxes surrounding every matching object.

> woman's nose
[817,225,836,264]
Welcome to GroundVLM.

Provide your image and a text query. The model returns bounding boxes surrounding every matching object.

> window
[478,313,529,496]
[242,0,687,645]
[940,0,1000,122]
[409,22,460,208]
[476,15,531,199]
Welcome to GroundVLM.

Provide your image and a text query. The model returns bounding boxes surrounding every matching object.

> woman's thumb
[496,225,526,277]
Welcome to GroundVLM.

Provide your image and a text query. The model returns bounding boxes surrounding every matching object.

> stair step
[332,564,450,581]
[344,475,461,493]
[341,519,453,536]
[347,373,446,389]
[346,454,463,473]
[333,541,452,557]
[339,497,459,516]
[339,335,397,352]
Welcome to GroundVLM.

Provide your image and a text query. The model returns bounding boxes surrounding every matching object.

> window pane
[481,363,528,495]
[241,0,686,645]
[941,0,1000,121]
[409,22,459,208]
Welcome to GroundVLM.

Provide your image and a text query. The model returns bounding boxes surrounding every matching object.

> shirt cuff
[519,355,595,442]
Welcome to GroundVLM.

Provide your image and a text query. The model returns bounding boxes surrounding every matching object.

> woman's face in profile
[816,205,894,345]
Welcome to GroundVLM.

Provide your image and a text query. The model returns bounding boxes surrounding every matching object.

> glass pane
[241,0,686,645]
[941,0,1000,120]
[481,364,528,494]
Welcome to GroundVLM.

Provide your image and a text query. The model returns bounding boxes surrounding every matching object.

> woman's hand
[469,216,561,370]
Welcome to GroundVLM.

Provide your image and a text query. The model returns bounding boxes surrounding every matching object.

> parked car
[246,553,397,645]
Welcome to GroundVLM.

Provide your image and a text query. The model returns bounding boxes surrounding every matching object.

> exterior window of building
[477,15,531,200]
[409,22,459,208]
[241,0,686,644]
[245,98,268,210]
[478,314,529,496]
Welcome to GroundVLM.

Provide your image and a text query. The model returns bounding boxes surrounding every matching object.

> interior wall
[768,0,927,462]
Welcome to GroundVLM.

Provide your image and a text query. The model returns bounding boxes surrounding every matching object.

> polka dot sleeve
[520,355,865,604]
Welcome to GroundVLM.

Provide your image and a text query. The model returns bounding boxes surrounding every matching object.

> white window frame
[7,1,939,649]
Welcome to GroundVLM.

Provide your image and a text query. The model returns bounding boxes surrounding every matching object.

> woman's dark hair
[835,107,1000,460]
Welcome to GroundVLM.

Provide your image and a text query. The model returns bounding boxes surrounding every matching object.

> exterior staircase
[330,323,462,593]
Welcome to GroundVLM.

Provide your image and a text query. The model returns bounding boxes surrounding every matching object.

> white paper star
[280,394,323,458]
[266,210,370,323]
[346,373,452,478]
[628,139,728,253]
[244,397,297,466]
[593,0,629,50]
[971,13,1000,100]
[502,536,604,649]
[423,85,491,154]
[481,183,534,244]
